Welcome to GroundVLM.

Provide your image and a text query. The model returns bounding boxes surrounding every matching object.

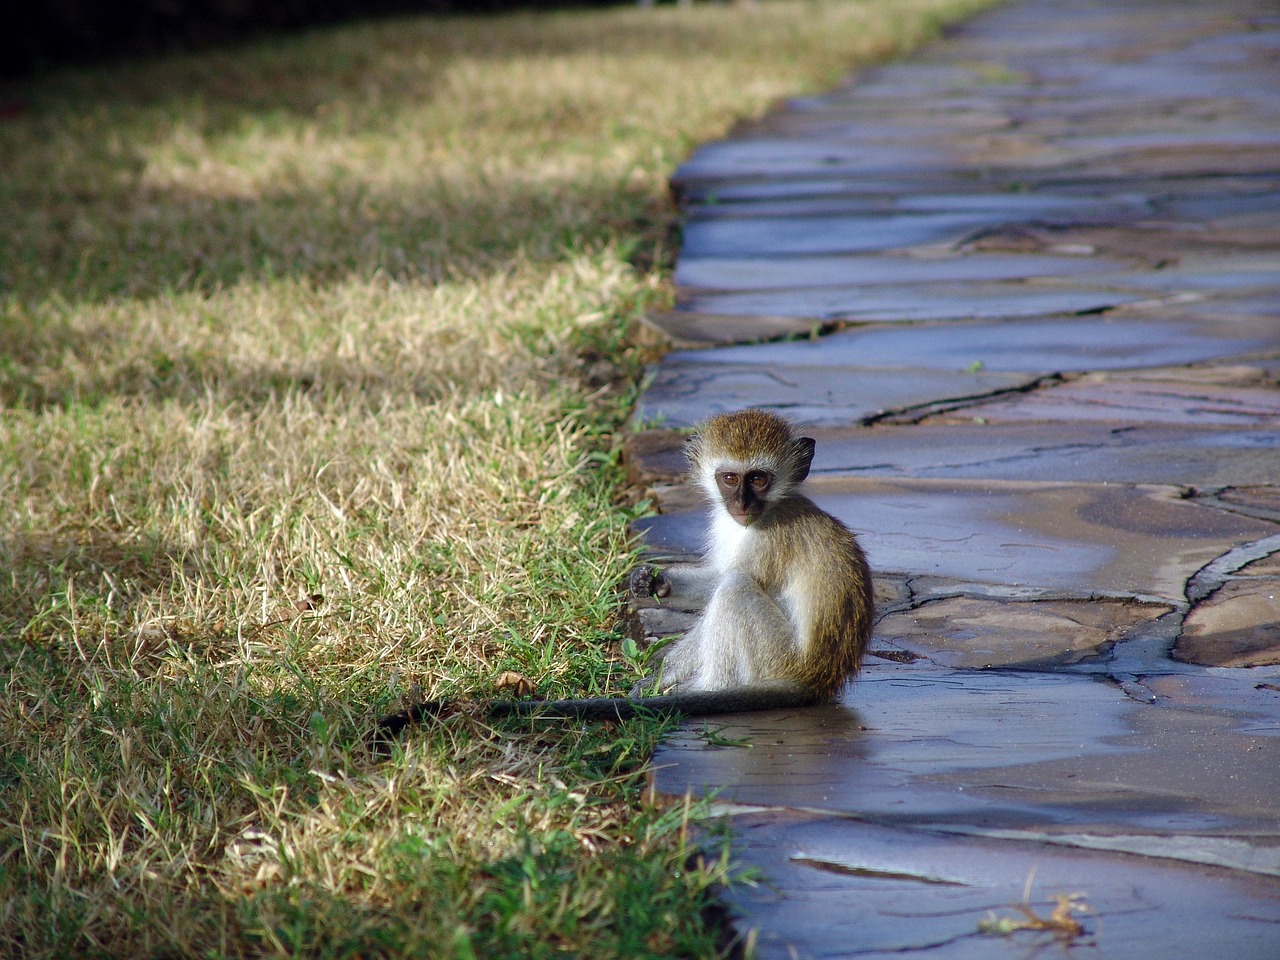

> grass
[0,1,996,956]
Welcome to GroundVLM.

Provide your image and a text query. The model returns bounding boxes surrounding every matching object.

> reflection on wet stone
[636,478,1276,600]
[874,597,1170,669]
[714,812,1280,960]
[630,0,1280,954]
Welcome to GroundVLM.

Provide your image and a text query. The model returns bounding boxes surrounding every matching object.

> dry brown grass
[0,1,997,955]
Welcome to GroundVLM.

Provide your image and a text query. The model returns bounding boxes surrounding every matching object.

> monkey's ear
[680,432,701,471]
[792,437,816,482]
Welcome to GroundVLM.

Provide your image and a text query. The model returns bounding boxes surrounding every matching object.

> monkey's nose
[732,499,764,526]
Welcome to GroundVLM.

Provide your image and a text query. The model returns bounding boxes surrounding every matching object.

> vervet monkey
[369,409,873,753]
[628,409,873,699]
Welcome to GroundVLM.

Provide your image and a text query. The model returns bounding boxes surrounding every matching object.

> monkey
[626,409,872,702]
[368,409,873,755]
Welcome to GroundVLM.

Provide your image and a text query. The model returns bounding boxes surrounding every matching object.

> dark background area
[4,0,629,78]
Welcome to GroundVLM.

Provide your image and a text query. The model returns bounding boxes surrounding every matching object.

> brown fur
[728,484,874,700]
[638,410,876,702]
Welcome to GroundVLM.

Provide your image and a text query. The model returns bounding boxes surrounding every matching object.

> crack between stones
[1185,533,1280,604]
[869,373,1069,425]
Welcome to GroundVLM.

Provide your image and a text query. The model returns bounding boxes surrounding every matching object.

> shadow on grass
[0,4,709,413]
[0,148,669,409]
[0,528,206,658]
[0,4,773,301]
[4,171,663,296]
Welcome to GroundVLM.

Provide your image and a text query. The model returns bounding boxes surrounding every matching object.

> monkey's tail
[492,681,824,720]
[367,681,823,756]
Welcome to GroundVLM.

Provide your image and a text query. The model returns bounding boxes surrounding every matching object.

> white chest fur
[708,509,754,572]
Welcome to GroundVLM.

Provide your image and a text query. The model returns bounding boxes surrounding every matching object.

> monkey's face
[716,469,774,526]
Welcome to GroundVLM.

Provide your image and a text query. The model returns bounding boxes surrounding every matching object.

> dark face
[717,468,774,526]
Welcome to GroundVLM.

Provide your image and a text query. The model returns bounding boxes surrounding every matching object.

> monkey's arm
[629,562,719,604]
[367,680,822,755]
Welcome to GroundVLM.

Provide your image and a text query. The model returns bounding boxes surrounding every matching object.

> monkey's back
[751,496,874,700]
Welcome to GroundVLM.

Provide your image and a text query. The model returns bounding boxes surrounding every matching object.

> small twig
[978,877,1091,944]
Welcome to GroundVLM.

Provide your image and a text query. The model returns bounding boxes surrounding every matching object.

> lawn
[0,1,994,956]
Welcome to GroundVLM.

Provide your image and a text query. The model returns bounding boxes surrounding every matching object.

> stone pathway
[625,0,1280,955]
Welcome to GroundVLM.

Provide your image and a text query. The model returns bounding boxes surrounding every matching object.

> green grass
[0,1,996,956]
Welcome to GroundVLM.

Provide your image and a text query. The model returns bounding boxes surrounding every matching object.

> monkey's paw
[628,564,671,599]
[629,676,656,697]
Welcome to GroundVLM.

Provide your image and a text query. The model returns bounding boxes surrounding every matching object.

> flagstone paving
[625,0,1280,955]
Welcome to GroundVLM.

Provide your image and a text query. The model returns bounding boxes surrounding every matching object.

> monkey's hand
[629,563,672,599]
[629,675,657,697]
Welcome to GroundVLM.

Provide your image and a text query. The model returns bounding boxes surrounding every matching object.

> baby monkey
[370,410,873,752]
[629,408,873,702]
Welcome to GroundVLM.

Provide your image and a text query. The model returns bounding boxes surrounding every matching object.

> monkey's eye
[747,472,771,491]
[719,472,740,488]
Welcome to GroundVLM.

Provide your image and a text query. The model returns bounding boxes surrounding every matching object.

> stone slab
[957,221,1280,268]
[926,367,1280,427]
[653,660,1280,838]
[1177,549,1280,667]
[1083,261,1280,296]
[641,298,1280,350]
[677,171,1280,209]
[635,477,1279,601]
[803,421,1280,486]
[679,113,1280,193]
[631,362,1037,429]
[1214,485,1280,523]
[674,140,954,183]
[678,280,1148,323]
[684,190,1150,222]
[623,427,688,487]
[673,252,1126,292]
[701,811,1280,960]
[874,596,1171,670]
[665,316,1279,374]
[679,212,989,257]
[961,135,1280,177]
[1143,673,1280,736]
[1164,190,1280,225]
[674,175,953,205]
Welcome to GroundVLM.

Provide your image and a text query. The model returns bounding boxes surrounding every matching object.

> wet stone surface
[808,421,1280,486]
[638,314,1279,387]
[673,251,1128,292]
[678,279,1150,324]
[630,0,1280,955]
[656,663,1280,845]
[635,477,1277,603]
[873,596,1171,670]
[632,360,1039,428]
[706,811,1280,960]
[921,367,1280,427]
